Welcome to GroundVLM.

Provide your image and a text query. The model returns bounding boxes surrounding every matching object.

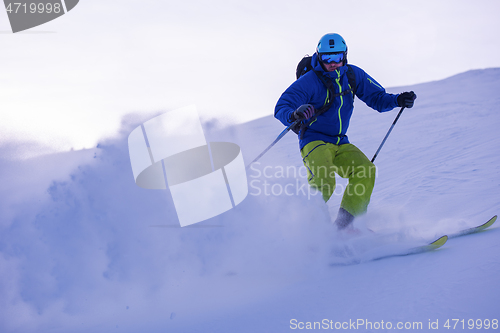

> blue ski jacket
[275,53,400,150]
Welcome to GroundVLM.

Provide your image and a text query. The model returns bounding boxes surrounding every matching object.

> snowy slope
[0,69,499,333]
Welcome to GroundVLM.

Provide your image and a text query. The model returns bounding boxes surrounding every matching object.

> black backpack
[295,55,357,97]
[292,55,357,137]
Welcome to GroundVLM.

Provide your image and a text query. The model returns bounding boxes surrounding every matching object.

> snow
[1,68,499,332]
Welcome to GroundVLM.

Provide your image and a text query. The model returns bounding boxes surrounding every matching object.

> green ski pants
[300,141,376,216]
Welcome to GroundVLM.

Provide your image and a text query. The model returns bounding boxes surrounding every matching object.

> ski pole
[371,106,405,163]
[246,119,300,170]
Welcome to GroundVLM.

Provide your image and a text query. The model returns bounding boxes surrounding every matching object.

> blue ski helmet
[316,33,348,64]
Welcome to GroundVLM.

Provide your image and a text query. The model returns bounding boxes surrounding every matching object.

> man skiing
[274,33,416,230]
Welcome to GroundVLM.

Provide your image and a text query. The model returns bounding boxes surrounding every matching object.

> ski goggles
[319,52,345,64]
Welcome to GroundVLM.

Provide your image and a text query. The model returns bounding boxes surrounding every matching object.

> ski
[367,235,448,262]
[406,235,448,255]
[331,215,497,266]
[448,215,497,239]
[330,235,448,265]
[367,234,448,262]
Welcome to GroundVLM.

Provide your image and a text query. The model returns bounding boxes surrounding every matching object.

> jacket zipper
[334,70,344,145]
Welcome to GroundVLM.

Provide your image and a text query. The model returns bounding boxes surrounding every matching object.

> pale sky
[1,0,499,155]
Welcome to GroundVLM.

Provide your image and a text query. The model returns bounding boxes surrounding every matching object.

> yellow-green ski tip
[428,235,448,249]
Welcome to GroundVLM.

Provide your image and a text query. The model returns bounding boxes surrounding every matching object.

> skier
[274,33,416,230]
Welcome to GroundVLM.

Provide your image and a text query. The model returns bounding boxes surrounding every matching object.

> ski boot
[334,207,355,230]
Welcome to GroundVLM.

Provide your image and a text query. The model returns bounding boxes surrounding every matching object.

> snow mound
[1,68,500,333]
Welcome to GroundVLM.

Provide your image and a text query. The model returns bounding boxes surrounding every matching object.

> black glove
[397,91,417,108]
[292,104,315,121]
